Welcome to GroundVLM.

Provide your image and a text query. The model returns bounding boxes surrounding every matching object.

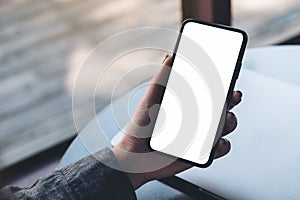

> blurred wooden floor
[0,0,180,169]
[0,0,299,169]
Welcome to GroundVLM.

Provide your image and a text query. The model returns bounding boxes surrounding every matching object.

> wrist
[111,146,149,189]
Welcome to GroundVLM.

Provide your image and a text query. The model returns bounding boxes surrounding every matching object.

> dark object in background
[181,0,231,25]
[280,35,300,45]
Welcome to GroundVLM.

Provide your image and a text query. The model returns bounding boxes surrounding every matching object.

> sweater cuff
[62,147,136,200]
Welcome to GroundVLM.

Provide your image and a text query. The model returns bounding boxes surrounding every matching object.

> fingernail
[162,55,169,63]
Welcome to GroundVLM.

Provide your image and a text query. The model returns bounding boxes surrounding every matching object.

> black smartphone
[149,19,247,167]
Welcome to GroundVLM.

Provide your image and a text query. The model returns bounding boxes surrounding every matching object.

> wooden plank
[0,0,109,57]
[0,36,72,78]
[0,96,112,168]
[0,118,77,169]
[0,23,71,57]
[0,59,67,116]
[0,0,83,24]
[0,90,69,143]
[0,1,49,23]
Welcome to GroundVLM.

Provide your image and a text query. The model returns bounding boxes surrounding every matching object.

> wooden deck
[0,0,299,169]
[0,0,181,169]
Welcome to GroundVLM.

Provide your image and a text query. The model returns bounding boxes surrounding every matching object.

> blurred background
[0,0,299,186]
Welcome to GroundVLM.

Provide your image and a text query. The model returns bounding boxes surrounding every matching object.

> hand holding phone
[149,20,247,167]
[112,20,246,188]
[113,56,242,188]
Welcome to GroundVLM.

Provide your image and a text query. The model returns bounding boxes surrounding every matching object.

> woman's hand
[112,56,242,189]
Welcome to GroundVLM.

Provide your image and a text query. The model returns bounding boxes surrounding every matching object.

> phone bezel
[149,19,248,168]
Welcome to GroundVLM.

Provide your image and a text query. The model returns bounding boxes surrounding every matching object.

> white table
[58,45,300,199]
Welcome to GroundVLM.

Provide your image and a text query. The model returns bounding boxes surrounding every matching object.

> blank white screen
[150,22,244,165]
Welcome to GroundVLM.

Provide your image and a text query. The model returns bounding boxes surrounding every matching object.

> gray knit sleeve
[1,147,137,200]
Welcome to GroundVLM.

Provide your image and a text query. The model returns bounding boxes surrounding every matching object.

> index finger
[139,56,172,108]
[228,91,242,110]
